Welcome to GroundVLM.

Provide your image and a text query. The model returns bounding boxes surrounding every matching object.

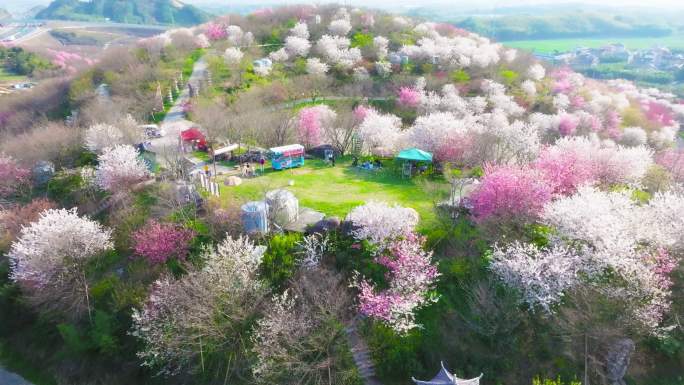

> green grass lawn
[0,67,27,84]
[504,34,684,54]
[219,157,448,228]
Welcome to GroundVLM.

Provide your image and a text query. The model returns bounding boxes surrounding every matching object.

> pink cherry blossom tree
[469,164,553,223]
[643,100,674,127]
[297,105,337,149]
[656,149,684,182]
[397,86,422,108]
[353,233,440,333]
[132,220,195,264]
[352,105,375,122]
[558,114,579,136]
[205,23,227,41]
[533,142,597,195]
[0,155,30,198]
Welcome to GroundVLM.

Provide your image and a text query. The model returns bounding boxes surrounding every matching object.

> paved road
[0,367,32,385]
[149,55,207,164]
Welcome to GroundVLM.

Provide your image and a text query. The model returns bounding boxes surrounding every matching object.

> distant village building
[545,43,684,72]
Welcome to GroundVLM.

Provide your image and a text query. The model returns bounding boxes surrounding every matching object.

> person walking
[331,153,336,167]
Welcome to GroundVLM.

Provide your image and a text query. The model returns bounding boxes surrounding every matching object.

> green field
[219,157,448,228]
[504,34,684,54]
[0,67,27,84]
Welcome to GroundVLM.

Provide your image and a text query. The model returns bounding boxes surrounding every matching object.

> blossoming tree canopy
[84,123,125,153]
[132,220,195,264]
[357,110,405,154]
[297,105,337,148]
[398,86,422,108]
[469,164,553,223]
[205,22,227,41]
[224,47,244,65]
[96,145,150,192]
[8,208,113,316]
[353,233,440,333]
[9,208,113,286]
[131,236,266,375]
[345,201,419,246]
[0,154,30,198]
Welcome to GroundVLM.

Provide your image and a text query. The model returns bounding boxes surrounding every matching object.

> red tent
[180,127,207,150]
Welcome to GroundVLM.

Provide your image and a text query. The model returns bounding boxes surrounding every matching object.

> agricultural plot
[505,34,684,53]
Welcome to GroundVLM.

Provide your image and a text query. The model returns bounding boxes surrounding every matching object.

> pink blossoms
[355,234,440,334]
[132,220,195,264]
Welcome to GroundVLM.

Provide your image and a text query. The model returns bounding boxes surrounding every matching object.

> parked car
[139,124,166,138]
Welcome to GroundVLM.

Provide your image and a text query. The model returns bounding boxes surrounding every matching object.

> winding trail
[345,317,383,385]
[148,54,208,166]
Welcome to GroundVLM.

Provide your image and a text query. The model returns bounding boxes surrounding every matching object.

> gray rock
[605,338,635,385]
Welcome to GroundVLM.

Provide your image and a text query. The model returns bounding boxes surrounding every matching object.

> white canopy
[412,362,483,385]
[214,144,238,156]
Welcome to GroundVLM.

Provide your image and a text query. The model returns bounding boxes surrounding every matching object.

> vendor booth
[269,144,305,170]
[180,127,208,151]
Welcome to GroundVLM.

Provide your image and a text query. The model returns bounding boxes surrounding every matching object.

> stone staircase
[344,318,382,385]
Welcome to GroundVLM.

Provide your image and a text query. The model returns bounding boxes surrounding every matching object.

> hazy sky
[183,0,684,9]
[4,0,684,13]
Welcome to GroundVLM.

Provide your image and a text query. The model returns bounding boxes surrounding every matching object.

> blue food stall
[269,144,305,170]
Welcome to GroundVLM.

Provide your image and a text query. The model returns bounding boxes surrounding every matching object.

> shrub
[260,233,303,289]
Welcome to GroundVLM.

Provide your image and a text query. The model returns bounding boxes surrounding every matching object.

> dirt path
[345,318,383,385]
[149,54,208,160]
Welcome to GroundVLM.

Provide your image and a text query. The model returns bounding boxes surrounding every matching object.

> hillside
[2,4,684,385]
[36,0,209,25]
[454,12,672,41]
[0,8,12,21]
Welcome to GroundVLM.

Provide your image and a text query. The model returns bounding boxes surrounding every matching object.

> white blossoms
[284,36,311,57]
[527,63,546,81]
[345,201,419,246]
[305,58,329,76]
[328,18,352,36]
[84,123,124,153]
[224,47,244,65]
[96,145,149,192]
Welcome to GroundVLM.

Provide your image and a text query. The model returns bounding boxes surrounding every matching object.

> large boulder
[605,338,635,385]
[306,216,340,235]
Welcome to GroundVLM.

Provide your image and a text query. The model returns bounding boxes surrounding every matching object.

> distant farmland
[504,34,684,54]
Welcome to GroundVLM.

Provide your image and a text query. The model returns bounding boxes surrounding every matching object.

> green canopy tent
[396,148,433,178]
[396,148,433,162]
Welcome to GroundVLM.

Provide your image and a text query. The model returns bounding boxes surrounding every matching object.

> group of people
[352,156,383,170]
[240,157,266,178]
